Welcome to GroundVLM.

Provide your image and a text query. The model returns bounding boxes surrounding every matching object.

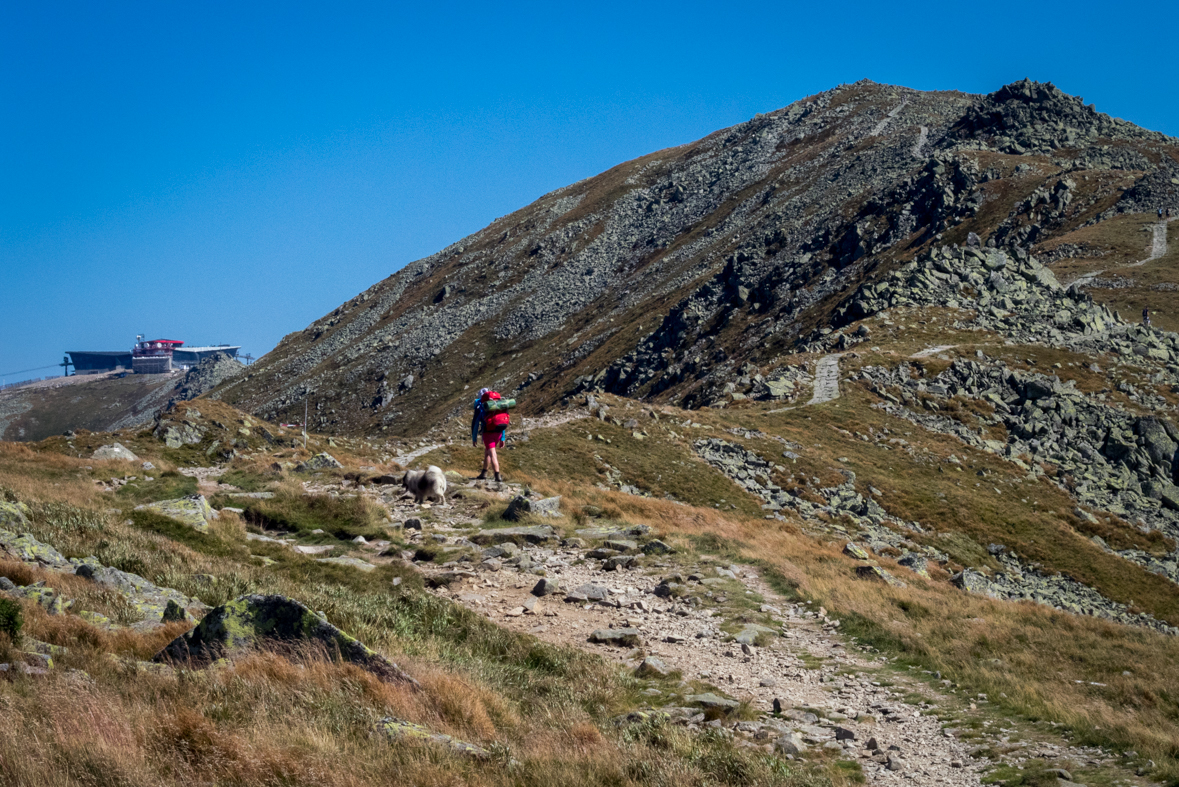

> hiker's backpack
[482,391,511,430]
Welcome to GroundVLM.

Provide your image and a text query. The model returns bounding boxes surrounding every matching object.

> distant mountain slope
[212,79,1179,436]
[0,354,244,442]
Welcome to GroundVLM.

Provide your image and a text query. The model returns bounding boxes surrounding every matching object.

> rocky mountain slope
[212,79,1178,435]
[5,78,1179,786]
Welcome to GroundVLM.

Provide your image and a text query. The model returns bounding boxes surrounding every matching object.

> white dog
[402,465,447,505]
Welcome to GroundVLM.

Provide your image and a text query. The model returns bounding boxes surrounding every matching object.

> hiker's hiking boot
[476,470,488,480]
[494,472,503,483]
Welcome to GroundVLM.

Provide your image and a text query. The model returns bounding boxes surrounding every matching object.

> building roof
[66,351,132,357]
[175,346,241,353]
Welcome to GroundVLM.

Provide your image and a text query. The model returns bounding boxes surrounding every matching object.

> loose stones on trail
[469,525,557,546]
[588,627,641,647]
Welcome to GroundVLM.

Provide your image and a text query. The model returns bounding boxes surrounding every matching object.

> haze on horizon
[3,0,1177,384]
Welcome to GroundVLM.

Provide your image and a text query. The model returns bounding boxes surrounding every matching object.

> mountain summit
[213,80,1179,435]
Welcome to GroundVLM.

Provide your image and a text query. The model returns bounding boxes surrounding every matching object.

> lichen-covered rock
[588,627,640,647]
[315,556,377,572]
[154,594,416,685]
[92,443,139,461]
[686,692,739,710]
[298,453,343,471]
[897,553,930,577]
[843,542,870,560]
[636,656,671,678]
[855,564,906,587]
[503,495,561,521]
[469,525,557,546]
[6,583,68,615]
[374,717,490,759]
[156,423,204,448]
[951,569,998,596]
[161,599,187,623]
[0,527,72,569]
[135,495,217,532]
[75,562,206,628]
[0,501,31,531]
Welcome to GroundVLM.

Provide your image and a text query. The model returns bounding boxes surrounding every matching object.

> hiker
[1143,307,1151,328]
[471,387,510,482]
[1159,208,1165,220]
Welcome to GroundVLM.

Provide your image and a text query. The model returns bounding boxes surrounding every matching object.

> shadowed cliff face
[211,79,1179,437]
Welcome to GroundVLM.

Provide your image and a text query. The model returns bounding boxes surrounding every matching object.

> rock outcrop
[154,594,417,685]
[135,495,218,532]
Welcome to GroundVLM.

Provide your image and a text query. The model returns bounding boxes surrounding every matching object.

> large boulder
[92,443,139,462]
[135,495,217,532]
[1135,417,1178,472]
[298,453,344,471]
[75,562,207,626]
[0,525,72,570]
[156,423,204,448]
[154,594,416,685]
[0,501,31,531]
[503,495,561,521]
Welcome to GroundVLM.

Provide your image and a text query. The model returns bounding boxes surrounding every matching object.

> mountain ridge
[212,79,1179,435]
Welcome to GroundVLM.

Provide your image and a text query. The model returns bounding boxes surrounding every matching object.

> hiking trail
[808,353,844,405]
[1126,216,1178,267]
[912,125,929,158]
[870,99,907,137]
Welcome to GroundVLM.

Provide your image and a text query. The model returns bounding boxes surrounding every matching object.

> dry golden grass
[415,395,1179,782]
[0,443,845,787]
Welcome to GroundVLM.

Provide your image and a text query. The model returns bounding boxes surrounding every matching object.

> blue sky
[3,1,1177,383]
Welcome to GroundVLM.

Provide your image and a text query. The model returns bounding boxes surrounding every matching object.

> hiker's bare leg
[488,445,500,474]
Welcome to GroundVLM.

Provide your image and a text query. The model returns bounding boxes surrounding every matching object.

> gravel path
[394,411,590,467]
[912,125,929,158]
[430,550,986,785]
[910,345,956,359]
[870,100,907,137]
[394,444,444,466]
[1126,216,1177,267]
[808,354,844,405]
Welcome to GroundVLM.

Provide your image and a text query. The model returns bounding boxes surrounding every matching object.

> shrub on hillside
[0,597,22,641]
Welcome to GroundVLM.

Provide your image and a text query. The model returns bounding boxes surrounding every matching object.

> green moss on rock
[375,717,491,760]
[154,594,417,685]
[134,495,216,532]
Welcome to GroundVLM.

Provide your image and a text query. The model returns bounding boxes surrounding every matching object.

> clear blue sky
[3,1,1177,383]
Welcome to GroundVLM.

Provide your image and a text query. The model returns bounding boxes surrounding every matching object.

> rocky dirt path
[912,125,929,158]
[411,512,985,784]
[763,354,843,414]
[394,411,590,467]
[1126,215,1178,267]
[394,444,443,466]
[222,455,1135,785]
[910,345,956,359]
[870,99,907,137]
[808,354,844,405]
